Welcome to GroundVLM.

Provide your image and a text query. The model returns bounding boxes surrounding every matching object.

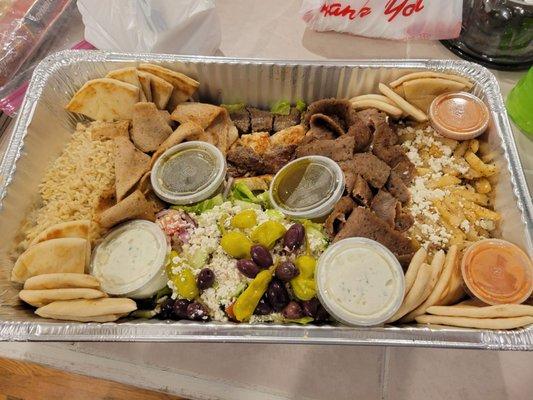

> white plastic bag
[300,0,463,40]
[77,0,221,55]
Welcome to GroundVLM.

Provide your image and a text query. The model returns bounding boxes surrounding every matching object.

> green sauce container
[507,67,533,137]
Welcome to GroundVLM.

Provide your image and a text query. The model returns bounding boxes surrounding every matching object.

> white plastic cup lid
[269,155,345,220]
[316,237,405,327]
[151,141,226,205]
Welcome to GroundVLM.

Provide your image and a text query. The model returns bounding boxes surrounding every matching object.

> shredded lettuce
[230,182,272,209]
[295,99,307,112]
[172,194,223,214]
[233,199,262,210]
[271,100,291,116]
[265,209,284,221]
[285,316,314,325]
[187,249,208,270]
[221,102,246,113]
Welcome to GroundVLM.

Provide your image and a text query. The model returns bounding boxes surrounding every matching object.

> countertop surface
[0,1,532,400]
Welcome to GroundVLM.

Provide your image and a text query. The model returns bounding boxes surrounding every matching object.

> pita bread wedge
[379,83,427,122]
[158,110,172,126]
[19,288,106,308]
[205,108,238,154]
[98,190,160,229]
[426,303,533,319]
[415,314,533,330]
[402,245,459,322]
[66,78,139,121]
[35,298,137,321]
[351,99,403,118]
[130,102,173,152]
[138,63,199,110]
[29,220,91,247]
[24,273,100,290]
[114,136,151,201]
[404,247,427,294]
[11,238,90,283]
[89,120,129,141]
[170,102,223,129]
[106,67,147,101]
[270,125,306,147]
[403,78,467,112]
[54,314,125,322]
[390,72,473,89]
[137,70,152,102]
[139,71,173,109]
[350,94,397,105]
[151,122,204,166]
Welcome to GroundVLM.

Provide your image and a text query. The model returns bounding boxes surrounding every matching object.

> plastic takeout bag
[300,0,463,40]
[77,0,221,55]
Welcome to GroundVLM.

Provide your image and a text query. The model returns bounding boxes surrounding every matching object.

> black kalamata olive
[250,245,273,268]
[173,299,191,319]
[315,304,329,322]
[254,295,273,315]
[283,223,305,251]
[186,302,210,321]
[158,298,175,320]
[236,259,260,278]
[266,278,290,311]
[197,268,215,290]
[301,298,329,322]
[282,301,304,319]
[275,261,300,282]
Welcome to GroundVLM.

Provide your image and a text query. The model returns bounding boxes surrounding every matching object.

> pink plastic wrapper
[300,0,463,41]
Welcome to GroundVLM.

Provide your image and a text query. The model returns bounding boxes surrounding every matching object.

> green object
[295,99,307,112]
[250,220,287,249]
[234,268,274,321]
[172,194,223,214]
[285,316,314,325]
[231,209,258,229]
[221,103,246,113]
[187,249,208,269]
[291,255,317,301]
[173,268,199,300]
[271,100,291,115]
[507,67,533,136]
[221,231,253,258]
[231,182,258,202]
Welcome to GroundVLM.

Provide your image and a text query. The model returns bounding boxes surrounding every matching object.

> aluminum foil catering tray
[0,50,532,349]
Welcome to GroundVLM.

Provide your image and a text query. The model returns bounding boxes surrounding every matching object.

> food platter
[0,50,532,349]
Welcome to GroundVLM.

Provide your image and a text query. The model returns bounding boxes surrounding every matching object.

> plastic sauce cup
[91,220,169,299]
[316,238,405,327]
[151,141,226,205]
[461,239,533,305]
[269,156,345,220]
[429,92,490,140]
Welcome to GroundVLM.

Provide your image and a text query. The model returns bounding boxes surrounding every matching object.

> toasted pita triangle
[137,71,173,109]
[66,78,139,121]
[403,78,467,112]
[29,220,90,247]
[137,70,152,102]
[390,72,473,89]
[35,298,137,319]
[114,136,151,201]
[170,102,223,129]
[138,63,199,110]
[130,102,173,152]
[24,273,100,290]
[89,120,129,141]
[20,288,106,308]
[106,67,147,101]
[151,122,204,166]
[205,108,237,154]
[98,190,159,229]
[11,238,90,283]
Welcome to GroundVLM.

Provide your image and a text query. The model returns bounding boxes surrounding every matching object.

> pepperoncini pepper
[221,231,252,258]
[166,250,179,278]
[250,220,287,249]
[173,268,199,300]
[231,209,257,229]
[291,255,316,301]
[233,267,274,321]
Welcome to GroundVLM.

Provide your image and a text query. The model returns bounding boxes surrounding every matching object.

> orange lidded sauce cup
[461,239,533,305]
[429,92,489,140]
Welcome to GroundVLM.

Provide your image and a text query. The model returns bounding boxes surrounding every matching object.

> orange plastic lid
[461,239,533,305]
[429,92,489,140]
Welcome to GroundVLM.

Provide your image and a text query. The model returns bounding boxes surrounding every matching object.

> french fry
[468,139,479,153]
[473,178,492,194]
[389,72,473,89]
[452,188,489,206]
[351,99,403,118]
[427,174,461,189]
[465,151,497,177]
[453,141,469,158]
[462,199,501,221]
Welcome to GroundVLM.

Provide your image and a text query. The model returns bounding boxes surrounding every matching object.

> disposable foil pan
[0,50,531,349]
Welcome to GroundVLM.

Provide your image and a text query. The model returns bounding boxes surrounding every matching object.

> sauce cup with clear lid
[151,141,226,205]
[269,155,345,220]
